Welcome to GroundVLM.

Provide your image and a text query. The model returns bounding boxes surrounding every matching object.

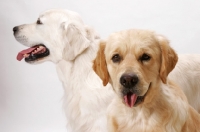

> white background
[1,0,200,132]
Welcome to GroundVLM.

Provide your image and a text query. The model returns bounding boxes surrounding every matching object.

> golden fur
[93,29,200,132]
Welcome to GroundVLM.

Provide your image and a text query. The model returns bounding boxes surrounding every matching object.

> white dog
[13,9,114,132]
[13,9,200,132]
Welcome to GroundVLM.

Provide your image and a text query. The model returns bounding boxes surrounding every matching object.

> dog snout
[120,73,138,88]
[13,26,19,34]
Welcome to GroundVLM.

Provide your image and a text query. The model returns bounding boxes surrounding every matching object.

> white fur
[14,9,114,132]
[169,54,200,112]
[13,9,200,132]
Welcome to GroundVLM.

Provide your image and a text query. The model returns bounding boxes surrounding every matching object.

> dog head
[13,9,97,64]
[93,29,178,107]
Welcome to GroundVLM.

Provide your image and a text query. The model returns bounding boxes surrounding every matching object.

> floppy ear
[84,25,100,41]
[93,42,110,86]
[157,35,178,84]
[63,21,90,60]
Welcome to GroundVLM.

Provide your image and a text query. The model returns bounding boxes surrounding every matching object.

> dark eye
[140,53,151,61]
[112,54,121,63]
[36,19,43,24]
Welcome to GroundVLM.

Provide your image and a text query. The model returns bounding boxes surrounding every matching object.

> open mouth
[16,44,50,62]
[123,83,151,107]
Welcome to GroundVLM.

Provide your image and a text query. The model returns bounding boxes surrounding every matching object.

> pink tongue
[124,94,138,107]
[17,47,37,61]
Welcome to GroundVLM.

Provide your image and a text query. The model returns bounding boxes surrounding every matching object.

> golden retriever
[13,9,114,132]
[93,29,200,132]
[13,9,200,132]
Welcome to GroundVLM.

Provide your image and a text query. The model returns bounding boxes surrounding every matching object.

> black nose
[13,26,19,33]
[120,73,138,88]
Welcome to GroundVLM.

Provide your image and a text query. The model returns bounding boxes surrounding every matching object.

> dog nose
[120,73,138,88]
[13,26,19,33]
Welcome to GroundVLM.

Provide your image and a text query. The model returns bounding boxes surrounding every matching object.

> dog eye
[36,19,43,24]
[112,54,121,63]
[140,53,151,61]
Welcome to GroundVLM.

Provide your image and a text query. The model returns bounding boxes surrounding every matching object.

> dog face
[13,9,93,63]
[93,29,178,107]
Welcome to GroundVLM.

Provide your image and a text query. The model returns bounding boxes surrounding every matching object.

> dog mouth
[123,83,151,107]
[16,44,50,62]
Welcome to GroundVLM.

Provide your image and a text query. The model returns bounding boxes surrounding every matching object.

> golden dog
[93,29,200,132]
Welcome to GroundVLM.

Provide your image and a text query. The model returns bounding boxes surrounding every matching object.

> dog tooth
[24,54,29,57]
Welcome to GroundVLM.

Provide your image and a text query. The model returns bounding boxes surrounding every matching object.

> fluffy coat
[13,9,200,132]
[93,29,200,132]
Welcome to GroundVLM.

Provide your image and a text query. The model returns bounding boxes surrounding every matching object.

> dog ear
[84,25,100,41]
[62,21,90,60]
[93,42,110,86]
[157,35,178,84]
